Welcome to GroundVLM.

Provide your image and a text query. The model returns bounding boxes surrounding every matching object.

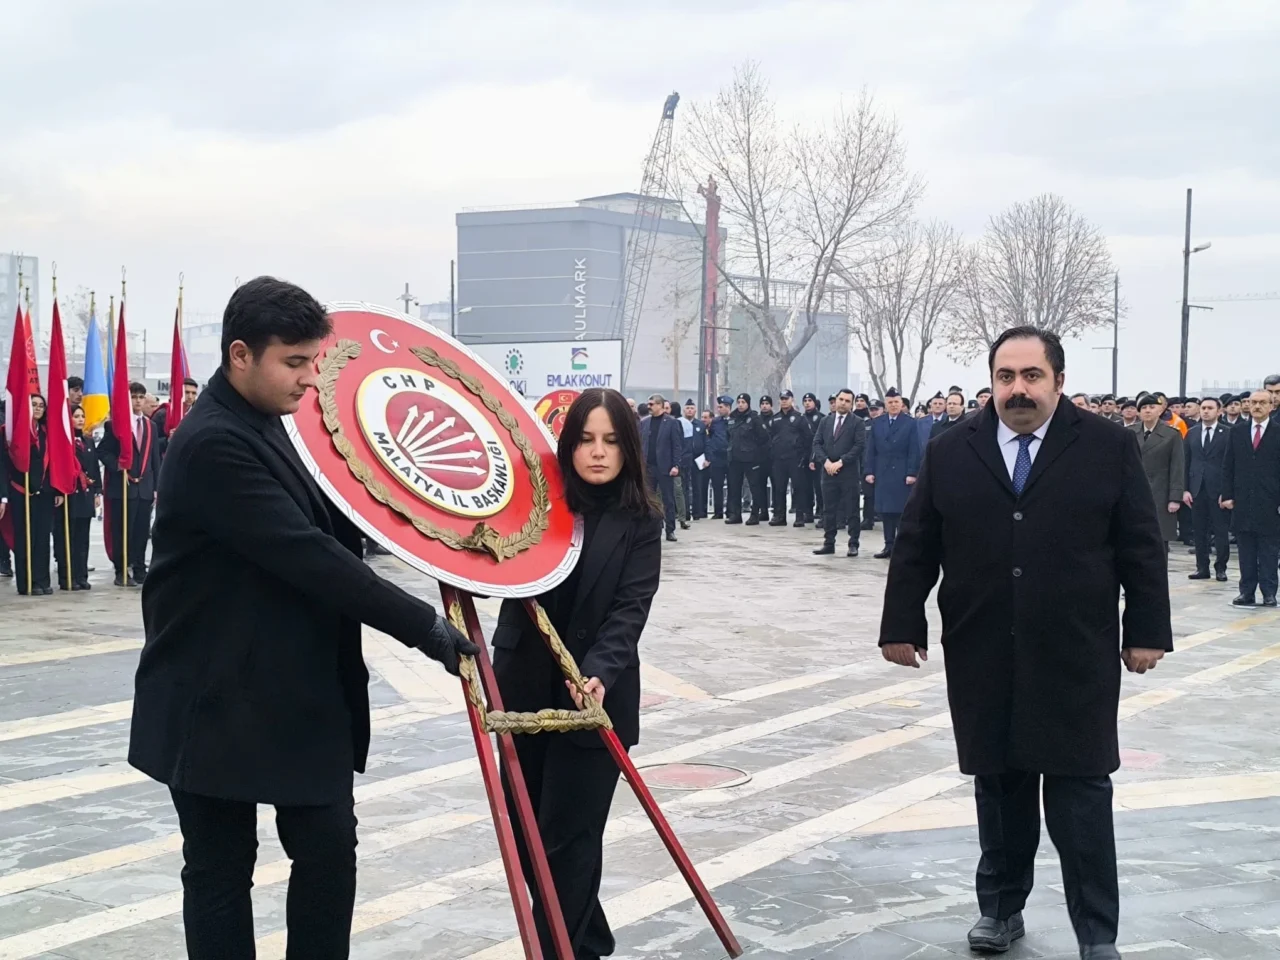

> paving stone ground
[0,515,1278,959]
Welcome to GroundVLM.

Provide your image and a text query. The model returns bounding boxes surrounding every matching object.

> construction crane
[615,91,680,388]
[1189,292,1280,302]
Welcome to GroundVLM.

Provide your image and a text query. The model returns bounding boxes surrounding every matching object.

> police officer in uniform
[705,396,732,519]
[757,395,775,519]
[766,390,812,527]
[800,392,825,526]
[726,393,769,525]
[860,399,880,530]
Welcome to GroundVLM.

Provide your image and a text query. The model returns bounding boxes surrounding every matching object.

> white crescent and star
[370,329,399,354]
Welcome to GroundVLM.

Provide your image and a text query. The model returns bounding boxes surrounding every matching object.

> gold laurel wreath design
[450,600,611,735]
[316,338,550,561]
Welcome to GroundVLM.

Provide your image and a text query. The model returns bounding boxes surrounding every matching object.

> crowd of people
[628,374,1280,602]
[0,375,200,594]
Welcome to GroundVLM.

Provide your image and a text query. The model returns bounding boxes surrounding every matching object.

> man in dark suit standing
[812,388,865,557]
[864,388,920,558]
[128,277,475,959]
[98,381,160,586]
[1222,389,1280,606]
[1184,397,1231,582]
[639,393,683,542]
[879,326,1171,960]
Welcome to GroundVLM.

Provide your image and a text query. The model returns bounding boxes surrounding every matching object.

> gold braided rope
[449,600,611,735]
[316,339,551,561]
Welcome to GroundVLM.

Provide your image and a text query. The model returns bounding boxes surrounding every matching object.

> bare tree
[839,220,964,401]
[677,64,921,395]
[947,193,1118,362]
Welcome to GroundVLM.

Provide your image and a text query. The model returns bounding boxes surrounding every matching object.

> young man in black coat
[1222,389,1280,606]
[97,381,160,585]
[1184,397,1231,582]
[127,277,476,960]
[639,393,683,542]
[811,388,865,557]
[879,326,1172,960]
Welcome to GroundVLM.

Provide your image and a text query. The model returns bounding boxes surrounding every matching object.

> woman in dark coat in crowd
[492,387,662,960]
[2,394,54,595]
[53,405,101,590]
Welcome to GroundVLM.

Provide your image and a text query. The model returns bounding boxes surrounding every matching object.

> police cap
[759,394,773,406]
[736,392,751,405]
[869,398,884,410]
[802,392,818,403]
[779,390,793,400]
[717,394,733,405]
[1137,393,1161,409]
[885,387,900,398]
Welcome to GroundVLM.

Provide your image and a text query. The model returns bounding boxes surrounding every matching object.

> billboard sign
[470,339,622,398]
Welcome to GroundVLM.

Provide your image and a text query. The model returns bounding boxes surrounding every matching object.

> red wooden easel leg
[444,586,576,960]
[519,599,743,958]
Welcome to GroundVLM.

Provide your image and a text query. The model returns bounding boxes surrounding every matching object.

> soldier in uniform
[726,393,769,525]
[705,397,731,519]
[766,390,812,527]
[800,392,825,526]
[757,395,775,519]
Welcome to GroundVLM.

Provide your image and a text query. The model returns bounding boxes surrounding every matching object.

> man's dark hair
[1201,396,1220,408]
[129,381,147,397]
[947,391,965,404]
[1264,374,1280,388]
[182,377,199,389]
[557,388,659,518]
[220,276,332,369]
[987,326,1065,377]
[67,375,84,390]
[836,388,855,400]
[1070,392,1089,402]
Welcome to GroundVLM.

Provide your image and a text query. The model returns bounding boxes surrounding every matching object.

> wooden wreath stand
[439,584,742,960]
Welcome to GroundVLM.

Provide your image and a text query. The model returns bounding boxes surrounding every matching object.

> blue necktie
[1012,434,1035,495]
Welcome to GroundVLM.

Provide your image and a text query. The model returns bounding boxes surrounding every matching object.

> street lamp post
[1178,188,1212,397]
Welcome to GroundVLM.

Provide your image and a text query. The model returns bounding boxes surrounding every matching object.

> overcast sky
[2,0,1276,396]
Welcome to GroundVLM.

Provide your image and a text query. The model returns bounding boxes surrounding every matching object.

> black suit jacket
[491,508,662,750]
[128,370,442,805]
[1222,419,1280,537]
[879,398,1171,777]
[812,411,866,471]
[1185,421,1230,501]
[97,415,159,501]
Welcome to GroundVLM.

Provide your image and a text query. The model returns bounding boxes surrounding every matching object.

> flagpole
[53,266,73,592]
[121,267,129,587]
[23,474,31,597]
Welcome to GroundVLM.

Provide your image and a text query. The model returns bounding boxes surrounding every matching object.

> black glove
[419,615,479,677]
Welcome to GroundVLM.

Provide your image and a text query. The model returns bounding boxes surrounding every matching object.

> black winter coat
[727,408,769,463]
[767,408,812,463]
[879,398,1172,777]
[128,371,443,806]
[1222,419,1280,537]
[492,508,661,750]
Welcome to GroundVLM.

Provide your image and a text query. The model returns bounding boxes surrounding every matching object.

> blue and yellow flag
[82,305,110,431]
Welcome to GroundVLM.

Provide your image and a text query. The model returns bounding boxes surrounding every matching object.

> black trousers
[10,489,53,593]
[821,470,858,547]
[975,770,1118,947]
[107,496,152,576]
[170,787,357,960]
[1176,502,1194,543]
[646,472,676,535]
[708,459,726,516]
[796,464,815,520]
[881,511,901,551]
[1236,532,1280,600]
[860,478,875,526]
[770,460,801,519]
[727,462,765,518]
[503,736,622,960]
[1191,490,1230,575]
[52,508,91,588]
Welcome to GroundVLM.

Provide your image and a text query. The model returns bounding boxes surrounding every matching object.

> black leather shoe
[813,545,835,555]
[665,533,677,543]
[860,520,875,531]
[1188,571,1211,580]
[679,520,690,530]
[847,546,859,557]
[711,513,723,520]
[1079,945,1121,960]
[1216,573,1229,582]
[0,565,12,579]
[1232,595,1256,606]
[114,575,126,587]
[745,516,760,526]
[815,518,824,528]
[768,518,787,526]
[873,549,892,559]
[1264,596,1278,608]
[967,913,1024,953]
[724,516,742,524]
[793,519,806,527]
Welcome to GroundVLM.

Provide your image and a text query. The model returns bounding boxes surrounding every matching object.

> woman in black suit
[53,405,101,590]
[4,393,53,595]
[492,387,662,960]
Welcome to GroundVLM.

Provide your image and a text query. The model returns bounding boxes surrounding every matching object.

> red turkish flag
[4,305,33,474]
[45,301,80,495]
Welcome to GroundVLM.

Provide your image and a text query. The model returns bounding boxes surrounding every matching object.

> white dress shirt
[995,417,1051,481]
[1250,417,1269,444]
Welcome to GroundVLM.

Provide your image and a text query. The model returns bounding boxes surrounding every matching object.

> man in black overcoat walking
[879,326,1172,960]
[128,277,476,960]
[1222,389,1280,606]
[811,388,865,557]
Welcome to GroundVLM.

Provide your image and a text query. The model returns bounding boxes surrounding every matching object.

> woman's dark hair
[220,276,332,369]
[31,393,47,422]
[557,388,658,517]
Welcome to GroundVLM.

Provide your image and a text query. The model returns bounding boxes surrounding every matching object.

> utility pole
[398,282,416,317]
[1112,273,1119,396]
[1179,188,1192,398]
[449,260,456,337]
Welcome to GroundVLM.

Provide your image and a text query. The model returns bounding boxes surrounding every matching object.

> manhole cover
[634,762,751,791]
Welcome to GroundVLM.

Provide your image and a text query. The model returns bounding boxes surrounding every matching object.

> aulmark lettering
[573,257,587,341]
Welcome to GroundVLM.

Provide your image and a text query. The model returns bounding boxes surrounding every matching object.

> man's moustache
[1005,395,1038,409]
